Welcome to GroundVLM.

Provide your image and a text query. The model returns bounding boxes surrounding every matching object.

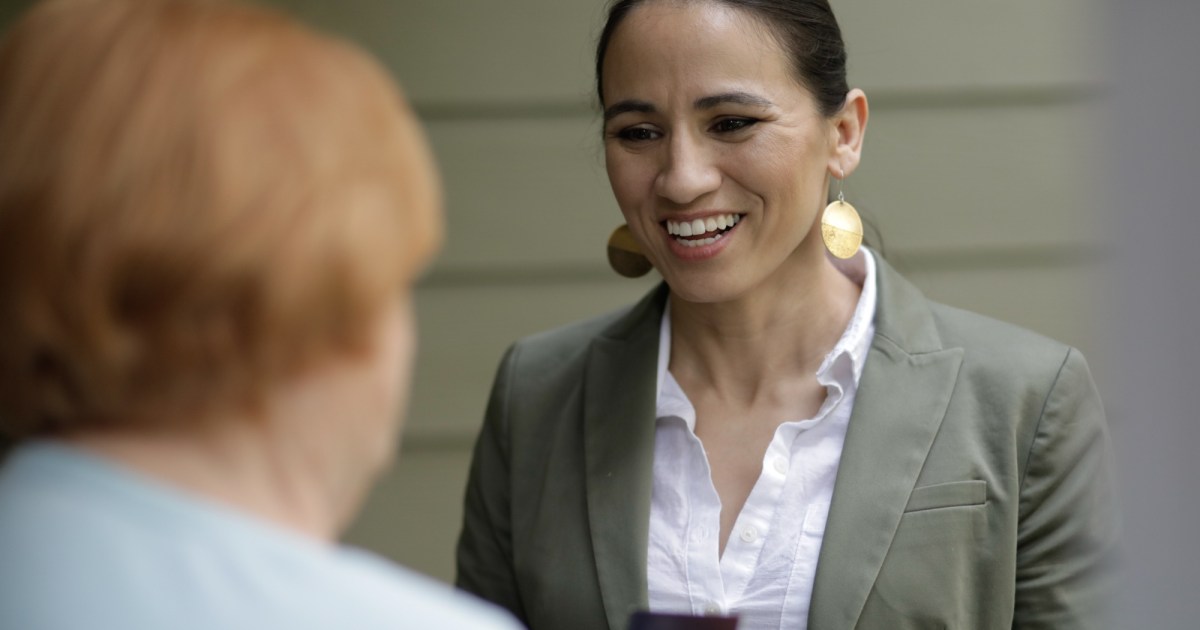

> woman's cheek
[609,166,649,215]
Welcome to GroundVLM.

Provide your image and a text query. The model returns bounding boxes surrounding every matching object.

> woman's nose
[653,133,720,205]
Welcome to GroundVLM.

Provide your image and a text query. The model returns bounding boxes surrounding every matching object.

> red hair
[0,0,442,437]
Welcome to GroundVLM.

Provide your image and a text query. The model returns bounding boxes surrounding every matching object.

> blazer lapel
[808,254,965,628]
[583,285,667,630]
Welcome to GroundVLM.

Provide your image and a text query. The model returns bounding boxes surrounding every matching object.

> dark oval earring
[607,224,653,278]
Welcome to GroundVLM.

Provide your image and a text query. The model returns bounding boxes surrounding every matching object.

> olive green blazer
[456,253,1117,630]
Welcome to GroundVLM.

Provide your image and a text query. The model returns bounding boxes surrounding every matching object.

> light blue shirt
[0,441,521,630]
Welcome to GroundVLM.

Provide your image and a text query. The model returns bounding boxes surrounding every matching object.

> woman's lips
[661,212,744,259]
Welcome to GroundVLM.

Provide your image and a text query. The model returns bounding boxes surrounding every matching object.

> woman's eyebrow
[603,92,773,121]
[603,99,655,121]
[695,91,774,109]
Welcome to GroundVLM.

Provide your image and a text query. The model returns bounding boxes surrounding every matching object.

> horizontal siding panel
[268,0,1101,106]
[425,117,616,270]
[901,257,1109,377]
[838,0,1104,93]
[268,0,602,106]
[343,447,474,582]
[855,97,1109,252]
[404,277,657,439]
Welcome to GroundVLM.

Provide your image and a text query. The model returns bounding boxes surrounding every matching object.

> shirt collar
[655,247,877,423]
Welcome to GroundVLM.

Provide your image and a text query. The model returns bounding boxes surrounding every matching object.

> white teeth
[664,213,742,238]
[678,234,721,248]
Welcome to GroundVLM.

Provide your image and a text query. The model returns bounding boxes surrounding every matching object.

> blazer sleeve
[1013,348,1120,629]
[456,344,527,624]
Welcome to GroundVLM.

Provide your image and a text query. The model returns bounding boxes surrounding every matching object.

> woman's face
[602,1,843,304]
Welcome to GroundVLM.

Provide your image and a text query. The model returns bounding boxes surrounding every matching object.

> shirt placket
[682,427,728,616]
[717,428,793,608]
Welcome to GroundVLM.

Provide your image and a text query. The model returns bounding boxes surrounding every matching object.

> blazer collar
[583,283,668,630]
[807,252,964,628]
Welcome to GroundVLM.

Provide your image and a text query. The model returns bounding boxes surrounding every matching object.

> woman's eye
[615,127,659,142]
[712,117,757,133]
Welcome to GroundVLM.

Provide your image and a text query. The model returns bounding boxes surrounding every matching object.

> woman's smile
[661,212,744,259]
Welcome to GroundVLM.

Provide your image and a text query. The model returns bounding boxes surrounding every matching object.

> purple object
[628,611,739,630]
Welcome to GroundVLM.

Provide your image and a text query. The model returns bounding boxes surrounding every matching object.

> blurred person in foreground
[0,0,520,628]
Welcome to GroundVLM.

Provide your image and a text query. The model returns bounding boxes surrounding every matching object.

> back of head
[0,0,442,439]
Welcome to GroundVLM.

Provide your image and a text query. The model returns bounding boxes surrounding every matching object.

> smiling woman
[598,2,865,307]
[455,2,1118,629]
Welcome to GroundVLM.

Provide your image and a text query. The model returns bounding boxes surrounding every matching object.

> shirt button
[740,526,758,543]
[704,603,723,615]
[772,457,788,474]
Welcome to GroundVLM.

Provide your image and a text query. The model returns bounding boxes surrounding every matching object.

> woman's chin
[662,270,752,306]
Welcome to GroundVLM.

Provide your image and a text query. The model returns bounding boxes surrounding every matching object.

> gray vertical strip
[1106,1,1200,626]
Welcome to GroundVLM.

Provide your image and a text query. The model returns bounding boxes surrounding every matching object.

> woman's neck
[668,247,862,407]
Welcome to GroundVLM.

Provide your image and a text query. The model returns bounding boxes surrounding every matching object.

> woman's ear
[828,88,869,177]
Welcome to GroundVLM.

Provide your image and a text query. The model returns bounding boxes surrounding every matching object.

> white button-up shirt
[647,250,877,630]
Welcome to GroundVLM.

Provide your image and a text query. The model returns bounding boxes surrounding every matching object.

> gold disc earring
[607,224,653,278]
[821,170,863,259]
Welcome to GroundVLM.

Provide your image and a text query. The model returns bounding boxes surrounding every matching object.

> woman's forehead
[602,2,797,104]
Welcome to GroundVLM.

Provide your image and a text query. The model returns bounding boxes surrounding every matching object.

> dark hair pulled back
[595,0,849,117]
